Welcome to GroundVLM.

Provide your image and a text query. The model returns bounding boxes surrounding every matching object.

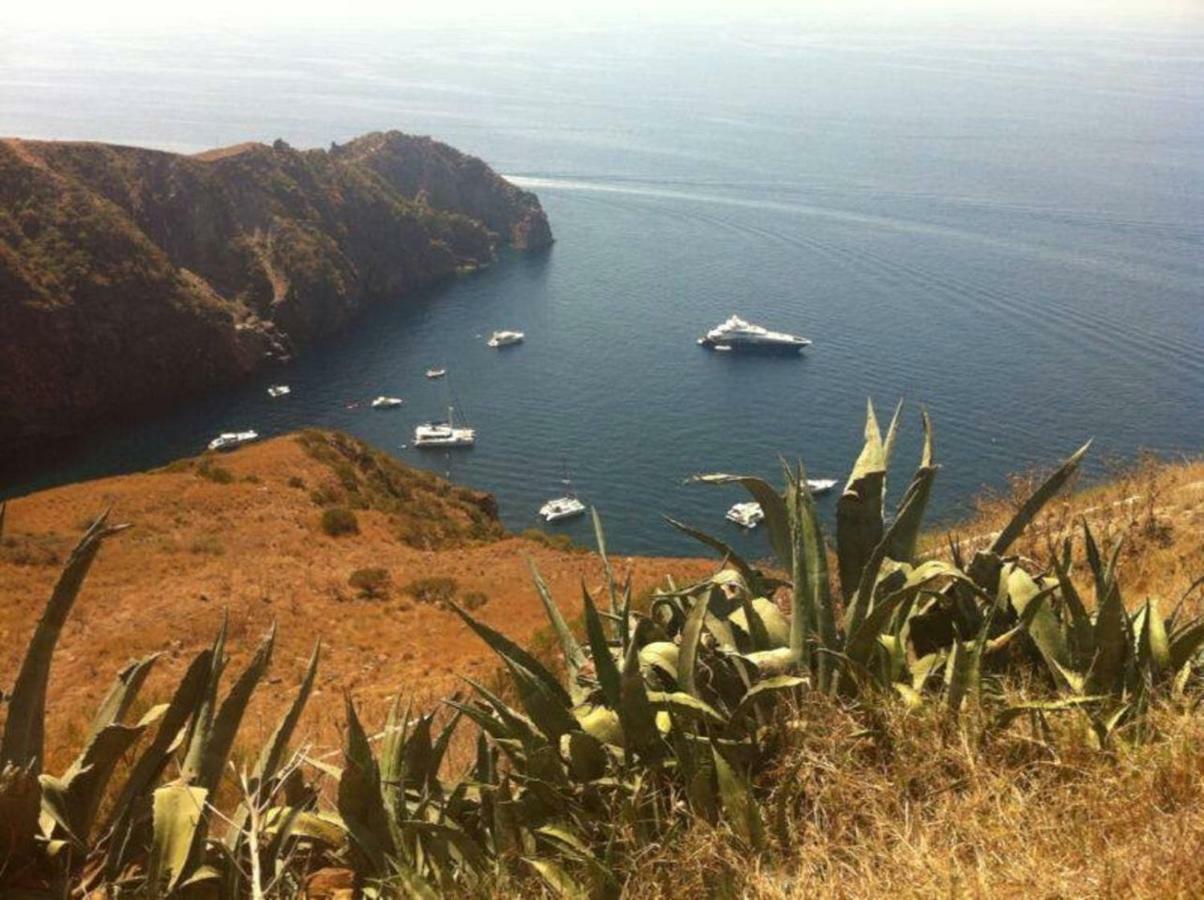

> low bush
[403,575,459,607]
[320,506,359,537]
[461,590,489,610]
[348,567,390,599]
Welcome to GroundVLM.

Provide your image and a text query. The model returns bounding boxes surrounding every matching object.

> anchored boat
[414,406,475,448]
[726,479,837,528]
[487,330,524,348]
[267,384,290,398]
[208,430,259,452]
[425,368,447,379]
[539,462,586,522]
[371,396,403,409]
[698,315,811,353]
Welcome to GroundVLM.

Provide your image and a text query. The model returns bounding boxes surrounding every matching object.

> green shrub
[349,567,390,599]
[196,460,234,484]
[404,575,458,607]
[521,528,579,553]
[461,590,489,610]
[320,506,359,537]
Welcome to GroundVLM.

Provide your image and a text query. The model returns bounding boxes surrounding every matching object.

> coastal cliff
[0,132,551,455]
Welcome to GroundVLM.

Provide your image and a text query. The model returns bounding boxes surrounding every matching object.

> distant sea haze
[2,20,1201,555]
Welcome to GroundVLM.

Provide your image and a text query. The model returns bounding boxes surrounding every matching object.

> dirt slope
[0,433,712,767]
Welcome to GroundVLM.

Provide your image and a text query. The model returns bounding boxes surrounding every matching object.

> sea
[1,13,1202,556]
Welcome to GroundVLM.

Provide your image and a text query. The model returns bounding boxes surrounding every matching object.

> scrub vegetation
[1,405,1201,898]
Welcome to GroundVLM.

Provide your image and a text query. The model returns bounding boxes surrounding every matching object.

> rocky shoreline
[0,131,552,459]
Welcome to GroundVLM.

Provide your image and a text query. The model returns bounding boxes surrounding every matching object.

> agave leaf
[49,654,159,842]
[504,658,579,743]
[191,624,276,794]
[742,646,799,676]
[691,473,793,569]
[2,511,126,772]
[1145,597,1171,677]
[989,441,1091,557]
[788,463,837,683]
[731,598,789,649]
[591,508,619,617]
[451,604,572,708]
[619,633,662,762]
[732,675,806,721]
[883,407,938,564]
[712,747,766,852]
[1051,540,1096,667]
[1087,579,1128,697]
[253,640,319,792]
[581,586,622,709]
[574,705,623,746]
[664,516,761,592]
[1169,620,1204,673]
[100,647,214,878]
[835,400,889,603]
[844,484,936,637]
[945,640,981,714]
[678,587,715,698]
[147,783,208,894]
[525,857,587,899]
[646,691,726,724]
[337,695,395,874]
[530,560,586,685]
[563,731,608,781]
[639,642,680,681]
[1007,566,1069,672]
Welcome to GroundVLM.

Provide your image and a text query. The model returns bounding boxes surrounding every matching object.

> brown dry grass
[0,432,713,773]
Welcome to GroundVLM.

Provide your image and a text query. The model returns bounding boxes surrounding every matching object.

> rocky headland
[0,132,552,458]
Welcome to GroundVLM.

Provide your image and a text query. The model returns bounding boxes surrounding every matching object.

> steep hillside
[0,132,552,455]
[0,432,711,766]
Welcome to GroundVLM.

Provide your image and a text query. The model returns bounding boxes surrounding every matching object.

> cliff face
[0,132,551,454]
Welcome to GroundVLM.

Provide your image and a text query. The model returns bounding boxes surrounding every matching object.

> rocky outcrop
[0,132,552,456]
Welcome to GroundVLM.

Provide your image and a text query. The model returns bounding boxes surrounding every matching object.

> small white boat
[487,330,525,348]
[208,430,259,452]
[539,462,587,522]
[425,368,447,379]
[414,406,475,448]
[807,478,838,494]
[267,385,290,398]
[726,502,764,528]
[371,396,404,409]
[540,496,586,523]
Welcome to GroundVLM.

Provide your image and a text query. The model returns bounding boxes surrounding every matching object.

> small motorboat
[371,396,404,409]
[725,502,764,528]
[487,330,524,348]
[414,406,475,448]
[807,478,838,494]
[267,385,291,398]
[425,368,447,379]
[208,430,259,452]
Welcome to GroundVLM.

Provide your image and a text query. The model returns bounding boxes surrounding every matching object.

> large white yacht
[698,315,811,353]
[208,430,259,452]
[413,407,476,448]
[487,330,525,348]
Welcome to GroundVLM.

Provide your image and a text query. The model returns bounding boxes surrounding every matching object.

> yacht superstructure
[698,315,811,352]
[487,330,525,348]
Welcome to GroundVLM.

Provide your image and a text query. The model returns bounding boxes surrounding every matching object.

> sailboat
[539,461,586,522]
[413,405,475,448]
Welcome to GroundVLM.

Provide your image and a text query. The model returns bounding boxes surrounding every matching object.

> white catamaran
[539,462,586,522]
[725,479,837,528]
[414,406,476,448]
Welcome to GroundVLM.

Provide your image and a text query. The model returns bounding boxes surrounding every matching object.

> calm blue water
[2,18,1202,555]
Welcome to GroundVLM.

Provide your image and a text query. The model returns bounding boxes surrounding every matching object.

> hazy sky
[2,0,1199,30]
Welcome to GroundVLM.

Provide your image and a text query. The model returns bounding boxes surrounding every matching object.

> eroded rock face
[0,133,552,455]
